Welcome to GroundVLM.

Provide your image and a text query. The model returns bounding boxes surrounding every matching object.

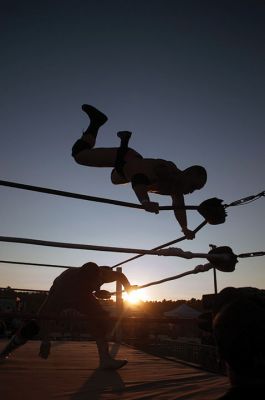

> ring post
[115,267,123,342]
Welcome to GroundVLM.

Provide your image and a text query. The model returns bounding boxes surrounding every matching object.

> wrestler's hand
[142,201,159,214]
[127,285,138,294]
[182,227,195,240]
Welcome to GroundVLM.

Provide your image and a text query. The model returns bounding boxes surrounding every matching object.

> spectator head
[212,287,265,384]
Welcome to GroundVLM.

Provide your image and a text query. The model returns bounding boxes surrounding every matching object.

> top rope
[0,179,194,210]
[1,179,263,211]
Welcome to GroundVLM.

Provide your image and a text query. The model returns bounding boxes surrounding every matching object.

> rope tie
[224,191,265,208]
[238,251,265,258]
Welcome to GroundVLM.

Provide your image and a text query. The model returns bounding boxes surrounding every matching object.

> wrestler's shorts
[115,147,143,178]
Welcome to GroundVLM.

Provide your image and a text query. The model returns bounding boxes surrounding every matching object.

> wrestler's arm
[100,269,135,293]
[130,171,159,214]
[172,194,195,239]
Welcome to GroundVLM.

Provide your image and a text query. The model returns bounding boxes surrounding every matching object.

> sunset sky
[1,0,264,301]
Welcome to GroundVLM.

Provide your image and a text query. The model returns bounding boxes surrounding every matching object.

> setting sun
[123,288,149,304]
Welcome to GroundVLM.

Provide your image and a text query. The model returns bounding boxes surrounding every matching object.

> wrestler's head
[182,165,207,194]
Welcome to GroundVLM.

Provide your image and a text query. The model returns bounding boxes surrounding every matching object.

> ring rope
[139,263,213,289]
[1,179,263,211]
[111,220,207,269]
[110,263,213,295]
[0,260,75,269]
[1,249,263,301]
[0,179,195,211]
[0,222,207,270]
[0,235,212,257]
[0,286,48,293]
[1,235,264,262]
[1,250,263,272]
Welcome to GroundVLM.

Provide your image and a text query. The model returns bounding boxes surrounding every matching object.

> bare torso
[123,157,182,195]
[38,268,102,315]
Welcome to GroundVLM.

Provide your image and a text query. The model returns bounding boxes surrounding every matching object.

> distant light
[123,288,149,304]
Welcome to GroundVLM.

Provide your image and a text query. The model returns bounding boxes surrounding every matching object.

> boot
[99,358,128,370]
[82,104,108,132]
[117,130,132,147]
[80,104,108,148]
[96,338,128,370]
[0,334,26,359]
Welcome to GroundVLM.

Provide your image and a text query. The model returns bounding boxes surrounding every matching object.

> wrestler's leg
[110,169,129,184]
[72,104,108,158]
[0,319,40,359]
[79,295,128,369]
[81,104,108,147]
[37,294,60,359]
[111,131,143,184]
[73,147,118,167]
[38,327,51,359]
[95,339,127,369]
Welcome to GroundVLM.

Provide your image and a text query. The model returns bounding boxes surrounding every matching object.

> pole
[213,267,218,294]
[115,267,123,342]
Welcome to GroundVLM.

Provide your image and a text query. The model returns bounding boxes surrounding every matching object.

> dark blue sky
[1,0,264,300]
